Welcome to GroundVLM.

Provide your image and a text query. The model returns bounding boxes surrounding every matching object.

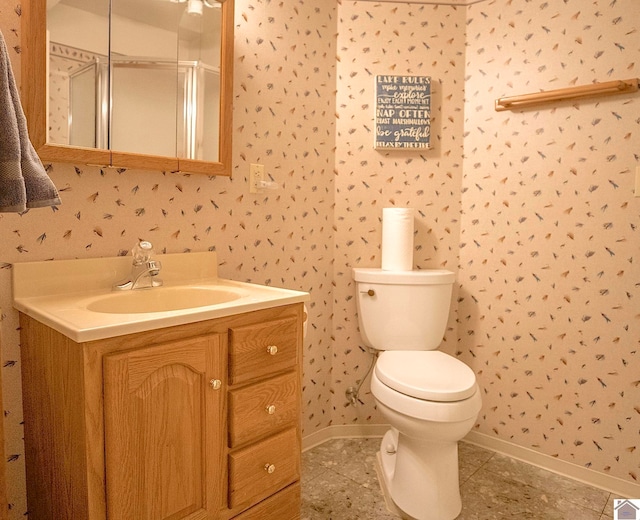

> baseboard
[302,424,388,451]
[303,426,640,499]
[465,431,640,499]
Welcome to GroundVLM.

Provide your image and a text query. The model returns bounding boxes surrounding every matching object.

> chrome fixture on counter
[114,241,163,290]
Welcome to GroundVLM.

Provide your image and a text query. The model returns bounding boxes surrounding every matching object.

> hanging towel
[0,30,61,213]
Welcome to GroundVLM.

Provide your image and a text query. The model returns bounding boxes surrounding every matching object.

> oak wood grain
[19,303,304,520]
[228,428,300,510]
[228,317,299,385]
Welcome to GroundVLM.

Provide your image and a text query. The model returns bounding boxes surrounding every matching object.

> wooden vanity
[19,299,304,519]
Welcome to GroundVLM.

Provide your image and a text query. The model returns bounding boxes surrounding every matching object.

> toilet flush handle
[359,288,375,297]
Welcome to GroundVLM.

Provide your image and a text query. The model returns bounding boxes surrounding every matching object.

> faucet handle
[132,240,155,264]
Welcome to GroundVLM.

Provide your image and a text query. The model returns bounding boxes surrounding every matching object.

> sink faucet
[113,241,163,290]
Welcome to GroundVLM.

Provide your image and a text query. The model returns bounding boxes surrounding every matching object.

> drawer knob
[266,345,278,356]
[265,405,276,415]
[264,463,276,474]
[209,379,222,390]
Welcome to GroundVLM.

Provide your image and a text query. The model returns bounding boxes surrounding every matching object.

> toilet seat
[371,371,481,423]
[375,351,477,402]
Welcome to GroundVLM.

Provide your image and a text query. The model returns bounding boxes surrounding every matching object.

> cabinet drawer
[229,372,299,447]
[231,482,300,520]
[228,428,299,509]
[229,317,298,385]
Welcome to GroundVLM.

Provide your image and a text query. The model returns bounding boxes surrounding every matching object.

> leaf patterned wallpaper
[332,1,467,425]
[0,0,638,516]
[460,0,639,486]
[0,0,336,516]
[334,0,638,494]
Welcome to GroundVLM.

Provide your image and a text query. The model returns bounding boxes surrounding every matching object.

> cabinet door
[103,334,226,520]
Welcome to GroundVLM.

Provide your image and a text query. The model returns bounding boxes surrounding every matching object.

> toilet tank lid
[352,268,455,284]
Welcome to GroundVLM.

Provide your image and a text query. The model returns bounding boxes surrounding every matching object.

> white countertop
[13,252,309,343]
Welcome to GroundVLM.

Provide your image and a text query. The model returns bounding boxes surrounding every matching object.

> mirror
[21,0,234,176]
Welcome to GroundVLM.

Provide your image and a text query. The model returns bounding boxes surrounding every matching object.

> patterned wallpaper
[333,0,639,489]
[0,0,336,516]
[0,0,638,516]
[460,0,639,486]
[332,1,466,426]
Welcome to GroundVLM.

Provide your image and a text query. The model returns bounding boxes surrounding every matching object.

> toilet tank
[352,268,455,351]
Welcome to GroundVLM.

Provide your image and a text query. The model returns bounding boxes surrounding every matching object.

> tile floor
[301,437,622,520]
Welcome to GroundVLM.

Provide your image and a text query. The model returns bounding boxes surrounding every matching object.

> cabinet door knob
[266,345,278,355]
[209,379,222,390]
[265,405,276,415]
[264,463,276,474]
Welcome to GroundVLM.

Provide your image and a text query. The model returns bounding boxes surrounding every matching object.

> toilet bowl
[372,351,482,520]
[352,268,482,520]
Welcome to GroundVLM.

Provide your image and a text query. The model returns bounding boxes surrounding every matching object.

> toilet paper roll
[381,207,414,271]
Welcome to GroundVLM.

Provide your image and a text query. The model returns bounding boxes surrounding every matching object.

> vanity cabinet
[19,304,303,520]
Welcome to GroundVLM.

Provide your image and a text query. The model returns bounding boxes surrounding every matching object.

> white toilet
[353,267,482,520]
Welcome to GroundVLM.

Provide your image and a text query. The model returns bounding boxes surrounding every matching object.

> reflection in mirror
[69,58,107,149]
[47,0,110,149]
[176,1,222,162]
[47,0,222,162]
[23,0,233,175]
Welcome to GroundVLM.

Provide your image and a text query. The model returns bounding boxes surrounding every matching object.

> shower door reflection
[68,57,220,161]
[68,59,106,149]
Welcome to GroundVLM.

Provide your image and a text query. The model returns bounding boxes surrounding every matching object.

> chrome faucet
[113,241,163,290]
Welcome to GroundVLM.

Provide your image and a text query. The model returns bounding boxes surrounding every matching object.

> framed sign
[374,75,431,150]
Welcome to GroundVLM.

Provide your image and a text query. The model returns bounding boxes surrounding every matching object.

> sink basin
[86,286,243,314]
[13,252,310,342]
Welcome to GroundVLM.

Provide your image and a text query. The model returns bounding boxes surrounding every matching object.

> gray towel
[0,30,61,213]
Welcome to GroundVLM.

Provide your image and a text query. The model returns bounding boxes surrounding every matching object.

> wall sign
[375,75,431,150]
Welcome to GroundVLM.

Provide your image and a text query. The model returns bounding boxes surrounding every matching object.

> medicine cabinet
[21,0,234,176]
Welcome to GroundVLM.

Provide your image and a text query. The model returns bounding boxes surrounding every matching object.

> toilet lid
[375,351,477,402]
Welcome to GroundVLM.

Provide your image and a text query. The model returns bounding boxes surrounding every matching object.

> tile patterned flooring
[301,437,622,520]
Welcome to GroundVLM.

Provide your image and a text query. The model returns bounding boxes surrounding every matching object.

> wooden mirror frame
[21,0,234,176]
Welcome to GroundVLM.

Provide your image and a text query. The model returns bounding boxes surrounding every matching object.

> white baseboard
[302,424,388,451]
[464,431,640,499]
[303,426,640,499]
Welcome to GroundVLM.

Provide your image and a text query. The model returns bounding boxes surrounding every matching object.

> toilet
[353,268,482,520]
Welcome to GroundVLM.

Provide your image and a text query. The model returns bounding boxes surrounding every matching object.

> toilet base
[375,429,462,520]
[376,452,416,520]
[375,450,417,520]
